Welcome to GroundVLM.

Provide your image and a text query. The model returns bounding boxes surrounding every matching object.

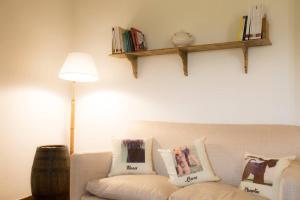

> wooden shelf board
[110,17,271,78]
[110,39,272,58]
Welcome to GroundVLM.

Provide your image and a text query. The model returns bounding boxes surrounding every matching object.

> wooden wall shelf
[110,19,271,78]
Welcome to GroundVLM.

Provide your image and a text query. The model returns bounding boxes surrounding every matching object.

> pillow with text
[158,137,219,187]
[239,153,295,200]
[109,138,155,176]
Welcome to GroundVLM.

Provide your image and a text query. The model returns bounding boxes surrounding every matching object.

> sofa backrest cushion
[125,121,300,186]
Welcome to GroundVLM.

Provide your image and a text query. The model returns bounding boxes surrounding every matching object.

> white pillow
[158,137,220,187]
[108,138,155,176]
[239,153,296,200]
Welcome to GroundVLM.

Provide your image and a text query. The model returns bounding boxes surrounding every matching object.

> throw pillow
[239,153,296,200]
[108,138,155,176]
[158,137,220,187]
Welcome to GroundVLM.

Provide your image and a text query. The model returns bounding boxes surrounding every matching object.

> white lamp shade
[59,52,98,82]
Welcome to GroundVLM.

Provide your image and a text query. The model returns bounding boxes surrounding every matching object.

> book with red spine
[130,27,147,51]
[130,28,138,51]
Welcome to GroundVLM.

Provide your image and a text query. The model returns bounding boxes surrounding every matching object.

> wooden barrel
[31,145,70,200]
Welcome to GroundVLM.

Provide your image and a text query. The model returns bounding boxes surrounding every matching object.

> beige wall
[296,0,300,123]
[72,0,298,152]
[0,0,72,199]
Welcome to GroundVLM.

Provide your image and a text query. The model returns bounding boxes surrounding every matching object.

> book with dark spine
[242,16,248,41]
[128,31,135,52]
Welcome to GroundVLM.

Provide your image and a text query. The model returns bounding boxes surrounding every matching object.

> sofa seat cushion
[86,174,178,200]
[169,182,268,200]
[81,194,107,200]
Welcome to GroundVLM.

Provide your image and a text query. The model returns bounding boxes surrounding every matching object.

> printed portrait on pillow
[158,138,220,187]
[109,138,154,176]
[122,139,145,163]
[172,146,203,177]
[242,156,278,186]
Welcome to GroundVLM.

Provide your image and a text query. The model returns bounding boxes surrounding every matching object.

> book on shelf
[112,26,147,54]
[122,31,129,53]
[238,3,265,41]
[123,30,135,53]
[130,29,137,51]
[112,27,116,53]
[118,27,126,53]
[237,16,248,41]
[112,26,126,53]
[250,4,264,40]
[131,28,147,51]
[242,16,248,41]
[245,8,252,40]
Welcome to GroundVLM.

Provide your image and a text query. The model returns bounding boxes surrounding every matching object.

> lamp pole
[59,52,98,155]
[70,82,76,154]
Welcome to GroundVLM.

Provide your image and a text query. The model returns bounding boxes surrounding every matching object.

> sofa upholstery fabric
[169,182,267,200]
[280,162,300,200]
[71,121,300,200]
[81,194,106,200]
[86,174,178,200]
[71,152,112,200]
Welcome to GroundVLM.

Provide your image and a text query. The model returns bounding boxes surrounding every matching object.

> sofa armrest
[280,161,300,200]
[70,152,112,200]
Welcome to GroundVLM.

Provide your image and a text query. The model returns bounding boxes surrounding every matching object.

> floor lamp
[59,52,98,154]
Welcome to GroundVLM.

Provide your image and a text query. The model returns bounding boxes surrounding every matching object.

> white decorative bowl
[172,31,194,47]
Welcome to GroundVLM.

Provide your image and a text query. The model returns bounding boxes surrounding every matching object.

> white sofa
[71,121,300,200]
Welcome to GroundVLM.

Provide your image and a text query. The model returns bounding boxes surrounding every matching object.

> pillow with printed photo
[239,153,295,200]
[109,138,155,176]
[158,138,219,187]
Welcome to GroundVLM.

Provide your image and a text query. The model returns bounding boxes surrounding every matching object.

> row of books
[238,3,265,41]
[112,27,147,53]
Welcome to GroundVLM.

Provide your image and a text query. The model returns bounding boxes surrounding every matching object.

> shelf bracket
[242,46,248,74]
[177,49,188,76]
[125,55,138,78]
[262,16,269,40]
